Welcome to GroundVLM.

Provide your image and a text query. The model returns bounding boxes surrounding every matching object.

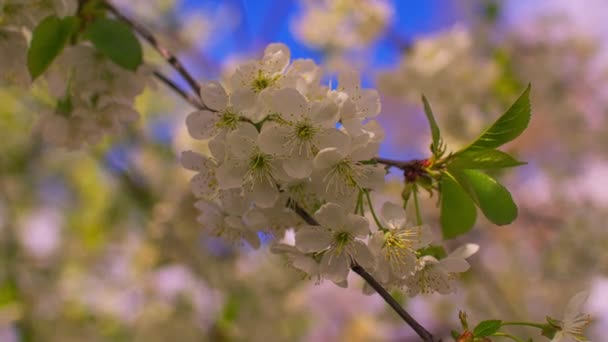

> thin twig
[153,70,204,109]
[351,264,439,342]
[374,157,422,170]
[287,199,439,342]
[103,1,202,100]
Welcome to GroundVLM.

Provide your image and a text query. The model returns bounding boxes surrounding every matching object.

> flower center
[252,70,280,93]
[332,231,352,254]
[295,121,316,141]
[217,110,240,130]
[383,230,418,271]
[245,150,275,187]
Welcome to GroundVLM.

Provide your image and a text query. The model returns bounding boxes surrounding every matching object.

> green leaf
[27,15,79,79]
[458,84,531,152]
[84,18,142,71]
[440,172,477,239]
[422,95,441,153]
[473,320,502,337]
[460,169,518,225]
[417,245,447,259]
[449,149,526,170]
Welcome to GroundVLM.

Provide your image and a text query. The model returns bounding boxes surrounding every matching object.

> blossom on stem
[295,203,374,285]
[369,202,433,284]
[401,243,478,296]
[551,291,591,342]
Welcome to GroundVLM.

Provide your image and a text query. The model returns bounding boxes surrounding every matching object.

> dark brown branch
[351,264,439,342]
[153,70,204,109]
[104,1,204,104]
[287,200,439,342]
[374,157,423,171]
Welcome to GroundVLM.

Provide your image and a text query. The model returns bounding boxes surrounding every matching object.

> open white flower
[402,243,478,296]
[312,134,385,204]
[181,150,219,199]
[216,123,286,208]
[295,203,374,284]
[258,87,348,178]
[227,43,291,121]
[270,243,324,284]
[186,81,247,140]
[330,70,381,136]
[195,189,266,249]
[552,291,591,342]
[369,202,433,283]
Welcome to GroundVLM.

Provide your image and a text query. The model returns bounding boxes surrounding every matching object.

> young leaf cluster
[26,5,142,80]
[422,85,531,238]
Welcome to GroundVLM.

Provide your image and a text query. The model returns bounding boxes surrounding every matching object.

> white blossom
[292,0,393,51]
[295,203,374,285]
[552,291,591,342]
[195,189,266,249]
[312,134,385,205]
[258,87,348,179]
[369,202,433,284]
[402,243,478,296]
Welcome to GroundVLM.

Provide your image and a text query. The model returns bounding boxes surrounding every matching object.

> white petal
[320,251,350,284]
[263,43,290,73]
[315,129,350,153]
[216,162,246,189]
[208,131,227,161]
[243,208,268,229]
[310,100,338,127]
[186,110,218,139]
[295,226,332,252]
[292,254,320,276]
[181,150,207,171]
[381,202,407,229]
[268,88,307,122]
[351,241,375,270]
[248,180,279,208]
[283,158,313,179]
[219,189,247,213]
[342,118,365,136]
[313,147,345,170]
[564,291,589,320]
[190,170,218,198]
[349,139,379,161]
[340,98,358,120]
[357,164,386,190]
[358,89,381,118]
[231,88,258,114]
[194,200,222,226]
[439,257,470,273]
[314,202,347,229]
[343,214,370,237]
[449,243,480,259]
[227,123,258,158]
[362,120,386,143]
[257,123,291,156]
[338,70,361,94]
[200,81,228,111]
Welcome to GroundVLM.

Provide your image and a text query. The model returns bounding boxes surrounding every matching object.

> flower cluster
[377,26,499,140]
[183,43,476,293]
[0,0,77,86]
[37,45,151,148]
[1,0,151,148]
[292,0,393,51]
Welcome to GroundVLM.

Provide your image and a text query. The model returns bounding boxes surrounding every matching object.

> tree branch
[286,199,439,342]
[153,70,205,110]
[103,1,204,104]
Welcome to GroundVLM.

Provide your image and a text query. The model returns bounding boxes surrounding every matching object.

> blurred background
[1,0,608,340]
